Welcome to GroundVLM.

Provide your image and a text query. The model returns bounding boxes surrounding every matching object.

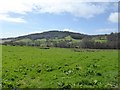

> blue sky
[0,0,119,38]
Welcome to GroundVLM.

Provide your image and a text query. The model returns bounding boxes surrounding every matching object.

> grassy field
[0,45,2,89]
[15,36,81,44]
[2,45,119,88]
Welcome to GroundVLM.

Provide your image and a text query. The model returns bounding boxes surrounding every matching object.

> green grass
[35,39,46,42]
[64,36,81,42]
[0,45,2,89]
[15,36,81,44]
[2,45,118,88]
[95,40,107,43]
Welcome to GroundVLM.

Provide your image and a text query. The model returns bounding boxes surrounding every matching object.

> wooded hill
[1,31,120,49]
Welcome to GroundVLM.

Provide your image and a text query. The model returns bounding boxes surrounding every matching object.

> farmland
[2,45,119,88]
[0,45,2,89]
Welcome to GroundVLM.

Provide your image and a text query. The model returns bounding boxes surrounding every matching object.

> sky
[0,0,119,38]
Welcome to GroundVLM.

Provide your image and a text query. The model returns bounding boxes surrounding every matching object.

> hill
[1,30,88,44]
[15,30,88,40]
[1,30,119,49]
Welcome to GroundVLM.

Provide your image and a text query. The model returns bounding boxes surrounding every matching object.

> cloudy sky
[0,0,119,38]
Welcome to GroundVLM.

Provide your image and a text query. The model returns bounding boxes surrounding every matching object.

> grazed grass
[95,40,107,43]
[2,45,118,88]
[0,45,2,89]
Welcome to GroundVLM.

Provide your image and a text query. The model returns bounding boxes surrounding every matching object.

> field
[2,45,119,88]
[0,45,2,89]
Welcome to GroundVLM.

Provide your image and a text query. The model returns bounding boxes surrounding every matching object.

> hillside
[14,31,88,40]
[1,31,119,49]
[1,30,104,43]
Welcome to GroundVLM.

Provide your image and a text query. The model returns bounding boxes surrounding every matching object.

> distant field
[95,40,107,43]
[2,45,118,88]
[14,36,81,43]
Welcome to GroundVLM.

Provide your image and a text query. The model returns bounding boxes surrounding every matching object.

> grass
[15,36,81,44]
[0,45,2,89]
[2,45,119,88]
[95,40,107,43]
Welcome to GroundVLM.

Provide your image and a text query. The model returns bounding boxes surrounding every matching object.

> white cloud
[96,28,118,34]
[0,0,118,23]
[62,28,87,34]
[0,0,34,14]
[0,14,26,23]
[62,28,79,32]
[108,12,120,23]
[0,31,26,38]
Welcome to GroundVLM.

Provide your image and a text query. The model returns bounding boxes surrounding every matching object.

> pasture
[2,45,118,88]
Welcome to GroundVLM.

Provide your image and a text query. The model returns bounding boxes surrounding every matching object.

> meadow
[2,45,119,88]
[0,45,2,89]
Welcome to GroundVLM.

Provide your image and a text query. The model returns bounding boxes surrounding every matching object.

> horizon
[1,30,118,39]
[0,0,119,38]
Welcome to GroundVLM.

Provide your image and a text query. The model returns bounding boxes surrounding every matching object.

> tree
[80,37,94,48]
